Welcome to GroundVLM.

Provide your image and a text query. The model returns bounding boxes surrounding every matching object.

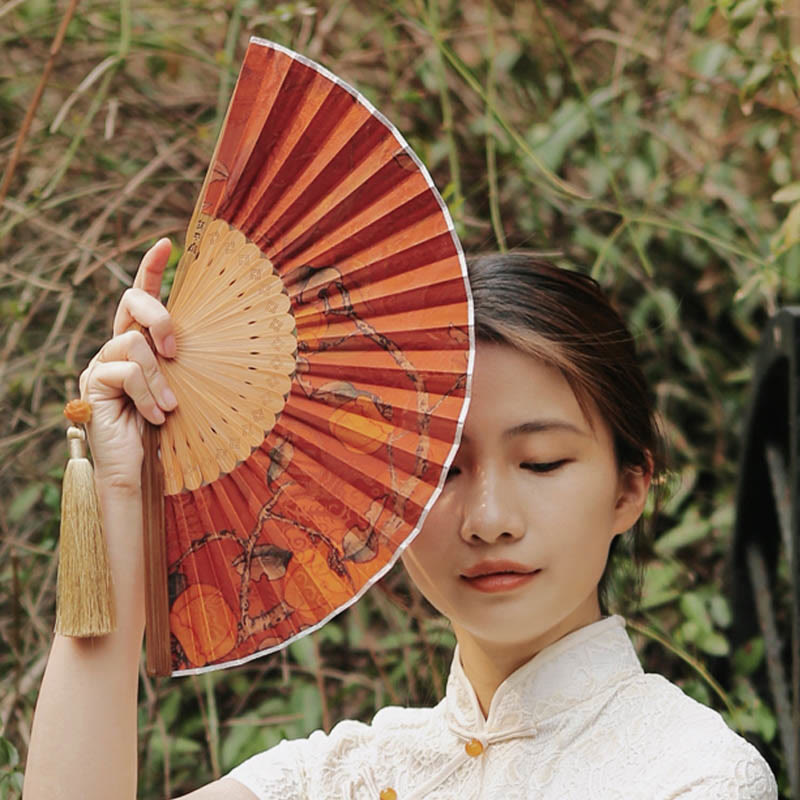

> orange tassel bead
[379,789,397,800]
[64,399,92,424]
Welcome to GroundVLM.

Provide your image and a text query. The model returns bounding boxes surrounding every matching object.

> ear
[612,455,653,534]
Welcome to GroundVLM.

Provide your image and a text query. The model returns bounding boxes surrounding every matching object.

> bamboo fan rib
[151,38,472,675]
[159,218,296,494]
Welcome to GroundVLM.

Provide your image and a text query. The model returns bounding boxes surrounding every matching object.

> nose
[458,464,525,544]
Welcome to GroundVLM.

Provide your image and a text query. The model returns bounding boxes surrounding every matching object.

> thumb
[133,238,173,299]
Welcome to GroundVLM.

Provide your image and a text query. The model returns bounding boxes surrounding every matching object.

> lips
[460,559,538,579]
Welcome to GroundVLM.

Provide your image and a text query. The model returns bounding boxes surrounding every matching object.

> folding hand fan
[123,38,474,676]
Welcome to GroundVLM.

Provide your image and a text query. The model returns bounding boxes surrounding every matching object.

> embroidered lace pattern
[227,615,778,799]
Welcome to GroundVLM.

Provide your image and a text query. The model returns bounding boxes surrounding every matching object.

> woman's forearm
[24,484,146,800]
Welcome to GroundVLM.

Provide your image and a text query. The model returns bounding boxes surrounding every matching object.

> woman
[23,242,777,799]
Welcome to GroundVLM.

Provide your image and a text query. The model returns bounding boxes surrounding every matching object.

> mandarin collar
[444,615,643,741]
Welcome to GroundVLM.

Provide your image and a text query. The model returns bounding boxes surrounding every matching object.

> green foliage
[0,736,24,800]
[1,0,796,796]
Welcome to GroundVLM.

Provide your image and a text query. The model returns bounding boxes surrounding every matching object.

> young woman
[24,242,777,799]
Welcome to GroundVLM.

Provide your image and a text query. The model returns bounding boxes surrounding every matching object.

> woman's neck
[451,594,603,719]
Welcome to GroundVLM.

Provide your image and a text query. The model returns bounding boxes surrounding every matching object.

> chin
[451,609,555,647]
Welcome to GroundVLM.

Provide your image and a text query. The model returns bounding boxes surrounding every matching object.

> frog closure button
[465,738,484,757]
[379,789,397,800]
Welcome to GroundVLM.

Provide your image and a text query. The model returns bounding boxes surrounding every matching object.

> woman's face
[401,342,649,653]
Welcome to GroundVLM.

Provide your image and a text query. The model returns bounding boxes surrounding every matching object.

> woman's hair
[466,252,666,616]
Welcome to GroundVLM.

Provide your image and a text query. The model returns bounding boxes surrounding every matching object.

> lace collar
[443,614,643,743]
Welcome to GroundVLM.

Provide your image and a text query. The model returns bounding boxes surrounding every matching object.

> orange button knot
[465,737,484,757]
[379,789,397,800]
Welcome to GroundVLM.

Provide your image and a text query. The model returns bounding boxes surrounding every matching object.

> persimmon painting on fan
[24,39,779,800]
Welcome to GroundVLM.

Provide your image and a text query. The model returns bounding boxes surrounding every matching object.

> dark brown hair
[466,252,666,616]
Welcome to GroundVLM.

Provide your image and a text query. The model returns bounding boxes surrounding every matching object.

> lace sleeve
[225,735,311,800]
[224,718,373,799]
[668,746,778,800]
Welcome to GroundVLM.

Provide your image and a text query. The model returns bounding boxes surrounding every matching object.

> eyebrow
[503,419,589,438]
[460,419,589,444]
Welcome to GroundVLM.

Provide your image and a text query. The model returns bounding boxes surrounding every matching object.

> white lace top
[228,615,778,799]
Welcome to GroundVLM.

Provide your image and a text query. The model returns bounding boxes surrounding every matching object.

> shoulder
[610,671,777,799]
[225,703,439,800]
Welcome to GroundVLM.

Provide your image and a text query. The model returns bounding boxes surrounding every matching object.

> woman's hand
[79,237,179,493]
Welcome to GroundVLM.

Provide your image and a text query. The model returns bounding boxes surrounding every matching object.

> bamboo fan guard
[131,38,473,676]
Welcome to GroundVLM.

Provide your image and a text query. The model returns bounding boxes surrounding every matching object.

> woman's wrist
[90,477,147,629]
[94,473,143,498]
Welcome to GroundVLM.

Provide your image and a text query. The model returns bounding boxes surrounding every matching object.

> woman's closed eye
[444,459,570,481]
[520,459,570,473]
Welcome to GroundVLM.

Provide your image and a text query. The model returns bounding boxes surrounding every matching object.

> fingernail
[154,408,166,423]
[162,388,177,408]
[164,335,177,357]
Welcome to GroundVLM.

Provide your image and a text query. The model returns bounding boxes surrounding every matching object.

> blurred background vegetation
[1,0,799,797]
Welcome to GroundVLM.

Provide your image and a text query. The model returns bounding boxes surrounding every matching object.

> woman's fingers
[81,330,178,422]
[90,361,167,424]
[79,239,179,414]
[113,288,177,358]
[112,238,176,358]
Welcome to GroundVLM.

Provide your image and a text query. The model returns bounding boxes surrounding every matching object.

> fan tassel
[55,401,116,637]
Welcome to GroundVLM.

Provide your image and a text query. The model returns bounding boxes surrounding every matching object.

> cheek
[400,508,456,614]
[409,490,456,557]
[402,516,445,582]
[534,468,620,551]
